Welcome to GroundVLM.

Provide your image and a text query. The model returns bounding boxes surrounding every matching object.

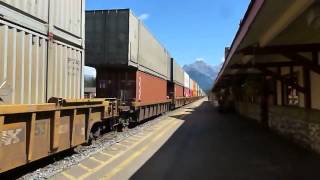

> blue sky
[85,0,250,75]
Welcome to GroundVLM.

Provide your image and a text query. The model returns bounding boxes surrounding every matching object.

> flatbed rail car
[172,97,200,109]
[128,100,172,123]
[0,96,202,173]
[117,97,201,125]
[0,98,118,173]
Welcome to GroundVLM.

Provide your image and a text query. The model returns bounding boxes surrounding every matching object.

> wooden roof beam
[239,43,320,55]
[283,53,320,74]
[230,61,302,69]
[230,60,306,93]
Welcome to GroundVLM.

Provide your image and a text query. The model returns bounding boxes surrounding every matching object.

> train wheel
[88,124,102,144]
[117,123,124,132]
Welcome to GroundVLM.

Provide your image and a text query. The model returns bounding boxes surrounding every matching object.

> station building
[212,0,320,153]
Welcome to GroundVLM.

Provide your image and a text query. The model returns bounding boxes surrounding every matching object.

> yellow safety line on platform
[101,120,183,180]
[61,118,176,180]
[99,152,114,157]
[90,157,105,164]
[79,119,177,180]
[79,164,93,172]
[115,143,129,148]
[60,111,188,180]
[61,172,76,180]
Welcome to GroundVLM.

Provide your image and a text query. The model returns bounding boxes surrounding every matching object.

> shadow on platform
[131,101,320,180]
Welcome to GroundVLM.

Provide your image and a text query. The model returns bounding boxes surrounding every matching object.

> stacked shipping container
[86,9,171,104]
[184,72,190,97]
[172,59,184,98]
[0,0,85,46]
[0,1,85,104]
[86,10,170,80]
[0,0,88,173]
[85,9,205,104]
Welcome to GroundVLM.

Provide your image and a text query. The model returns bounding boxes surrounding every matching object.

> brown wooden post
[27,113,36,161]
[261,76,269,128]
[273,75,278,106]
[303,66,311,109]
[312,51,318,64]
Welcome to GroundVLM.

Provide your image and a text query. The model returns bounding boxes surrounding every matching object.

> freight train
[0,3,205,174]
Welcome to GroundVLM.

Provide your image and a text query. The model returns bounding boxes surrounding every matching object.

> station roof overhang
[213,0,320,92]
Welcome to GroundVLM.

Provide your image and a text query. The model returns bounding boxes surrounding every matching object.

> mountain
[183,60,221,91]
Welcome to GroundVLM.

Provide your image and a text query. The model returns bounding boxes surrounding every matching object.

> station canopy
[213,0,320,91]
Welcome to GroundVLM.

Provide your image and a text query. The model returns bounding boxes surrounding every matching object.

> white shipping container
[184,72,190,89]
[172,59,184,86]
[47,40,83,100]
[51,0,82,37]
[0,20,82,105]
[0,0,49,22]
[0,0,85,46]
[50,0,85,45]
[137,21,169,80]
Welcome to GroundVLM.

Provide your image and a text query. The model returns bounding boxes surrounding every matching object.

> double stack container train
[0,4,205,174]
[85,9,204,124]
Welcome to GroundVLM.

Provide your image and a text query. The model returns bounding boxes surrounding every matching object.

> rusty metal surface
[32,116,51,161]
[57,113,72,152]
[97,69,168,105]
[174,84,184,98]
[136,71,168,104]
[96,68,136,102]
[137,103,170,122]
[0,98,117,173]
[0,117,27,173]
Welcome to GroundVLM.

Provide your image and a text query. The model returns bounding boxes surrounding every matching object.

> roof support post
[312,51,319,65]
[303,66,311,109]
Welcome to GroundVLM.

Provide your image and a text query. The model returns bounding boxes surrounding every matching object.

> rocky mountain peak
[183,61,221,92]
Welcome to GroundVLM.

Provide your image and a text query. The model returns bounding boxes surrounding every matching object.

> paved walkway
[132,100,320,180]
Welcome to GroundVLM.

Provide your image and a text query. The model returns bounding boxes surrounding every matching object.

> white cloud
[221,56,225,63]
[138,13,150,21]
[84,66,96,77]
[196,57,205,62]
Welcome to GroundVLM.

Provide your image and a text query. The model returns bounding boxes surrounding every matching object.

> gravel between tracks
[18,104,190,180]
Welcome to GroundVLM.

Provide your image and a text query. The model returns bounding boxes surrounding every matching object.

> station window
[283,74,299,106]
[99,80,107,89]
